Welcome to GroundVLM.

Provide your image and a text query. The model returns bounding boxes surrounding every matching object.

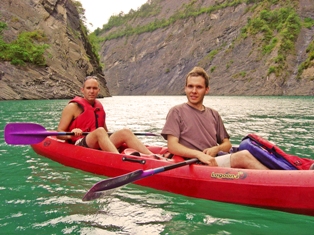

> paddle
[82,158,199,201]
[4,122,159,145]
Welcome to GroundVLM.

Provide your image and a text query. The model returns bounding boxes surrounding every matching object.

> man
[57,76,154,155]
[161,67,268,169]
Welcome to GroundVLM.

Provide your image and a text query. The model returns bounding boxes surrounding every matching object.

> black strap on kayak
[122,156,146,164]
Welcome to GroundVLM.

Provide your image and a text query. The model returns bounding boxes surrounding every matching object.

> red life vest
[68,96,106,143]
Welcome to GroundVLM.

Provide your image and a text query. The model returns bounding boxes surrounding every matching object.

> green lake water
[1,96,314,235]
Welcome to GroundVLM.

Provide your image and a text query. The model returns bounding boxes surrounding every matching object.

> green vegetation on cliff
[0,21,49,66]
[242,6,301,77]
[94,0,247,40]
[73,0,102,68]
[298,40,314,80]
[92,0,312,80]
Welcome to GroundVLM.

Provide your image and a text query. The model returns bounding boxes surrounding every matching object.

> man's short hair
[83,76,99,88]
[185,67,210,87]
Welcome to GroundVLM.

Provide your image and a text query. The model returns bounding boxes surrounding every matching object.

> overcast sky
[79,0,148,31]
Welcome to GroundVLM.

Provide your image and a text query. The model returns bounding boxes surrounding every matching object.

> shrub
[303,17,314,29]
[297,40,314,78]
[268,66,276,75]
[0,22,49,66]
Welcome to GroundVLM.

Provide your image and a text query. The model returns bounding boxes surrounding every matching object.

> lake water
[1,96,314,235]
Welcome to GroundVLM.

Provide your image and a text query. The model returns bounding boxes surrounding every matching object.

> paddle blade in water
[82,158,199,201]
[82,188,119,201]
[82,169,144,201]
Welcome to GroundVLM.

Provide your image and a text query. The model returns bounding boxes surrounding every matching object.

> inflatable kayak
[31,136,314,216]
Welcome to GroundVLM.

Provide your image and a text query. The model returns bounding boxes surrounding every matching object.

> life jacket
[68,96,106,143]
[239,133,314,170]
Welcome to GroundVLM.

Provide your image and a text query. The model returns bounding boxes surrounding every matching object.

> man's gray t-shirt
[161,103,230,151]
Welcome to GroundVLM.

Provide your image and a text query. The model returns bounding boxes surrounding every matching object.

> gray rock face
[100,0,314,96]
[1,0,314,98]
[0,0,110,100]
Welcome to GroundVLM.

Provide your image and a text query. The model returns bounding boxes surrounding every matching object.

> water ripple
[1,96,314,234]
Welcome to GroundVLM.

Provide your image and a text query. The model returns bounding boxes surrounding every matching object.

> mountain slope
[97,0,314,95]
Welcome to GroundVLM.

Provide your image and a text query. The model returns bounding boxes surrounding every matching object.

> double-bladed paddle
[4,122,159,145]
[82,158,199,201]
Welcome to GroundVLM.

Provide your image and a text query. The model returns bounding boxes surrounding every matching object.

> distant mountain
[96,0,314,95]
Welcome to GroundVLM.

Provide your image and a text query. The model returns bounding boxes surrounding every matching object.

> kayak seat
[146,146,174,159]
[123,147,172,160]
[146,146,169,154]
[129,151,141,156]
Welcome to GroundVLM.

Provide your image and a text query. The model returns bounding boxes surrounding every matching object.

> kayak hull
[31,137,314,216]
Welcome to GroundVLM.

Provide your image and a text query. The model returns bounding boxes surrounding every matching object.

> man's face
[81,78,100,103]
[185,75,209,105]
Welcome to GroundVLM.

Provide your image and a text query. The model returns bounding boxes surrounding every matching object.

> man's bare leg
[110,129,153,155]
[230,150,269,170]
[86,128,119,153]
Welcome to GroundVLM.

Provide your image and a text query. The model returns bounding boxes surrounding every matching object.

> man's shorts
[215,154,231,168]
[75,137,89,148]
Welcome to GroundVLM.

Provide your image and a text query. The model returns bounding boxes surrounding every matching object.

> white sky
[79,0,148,31]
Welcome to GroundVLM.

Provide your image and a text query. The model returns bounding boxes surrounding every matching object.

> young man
[161,67,268,169]
[57,76,153,154]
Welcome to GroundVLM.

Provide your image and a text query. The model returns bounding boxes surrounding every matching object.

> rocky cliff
[98,0,314,96]
[0,0,110,100]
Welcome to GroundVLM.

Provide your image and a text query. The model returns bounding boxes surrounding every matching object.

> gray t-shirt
[161,103,230,151]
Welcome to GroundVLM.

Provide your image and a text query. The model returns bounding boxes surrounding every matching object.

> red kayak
[31,136,314,216]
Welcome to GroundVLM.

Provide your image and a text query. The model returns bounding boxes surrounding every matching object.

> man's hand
[71,128,83,136]
[196,152,218,166]
[202,146,219,157]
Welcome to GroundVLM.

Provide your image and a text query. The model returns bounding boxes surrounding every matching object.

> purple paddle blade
[4,122,70,145]
[82,169,144,201]
[4,122,48,145]
[4,122,157,145]
[82,158,199,201]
